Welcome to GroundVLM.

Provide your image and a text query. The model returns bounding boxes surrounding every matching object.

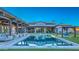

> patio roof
[28,21,56,27]
[0,8,28,26]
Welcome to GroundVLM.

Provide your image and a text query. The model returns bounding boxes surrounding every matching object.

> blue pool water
[15,35,73,46]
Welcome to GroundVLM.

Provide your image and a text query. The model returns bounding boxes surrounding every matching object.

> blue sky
[3,7,79,26]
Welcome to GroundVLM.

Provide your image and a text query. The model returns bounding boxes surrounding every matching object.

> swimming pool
[15,34,74,47]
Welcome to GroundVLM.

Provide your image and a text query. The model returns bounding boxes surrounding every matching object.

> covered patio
[61,26,77,38]
[27,26,55,33]
[27,22,56,33]
[0,9,29,41]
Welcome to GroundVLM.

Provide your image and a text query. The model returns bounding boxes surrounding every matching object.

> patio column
[25,27,28,33]
[56,28,58,35]
[23,25,26,33]
[44,28,46,33]
[24,26,26,33]
[16,23,18,34]
[73,27,76,37]
[61,27,64,37]
[0,21,2,33]
[24,27,26,33]
[66,27,68,35]
[9,20,12,36]
[20,24,24,33]
[22,24,25,33]
[34,28,36,33]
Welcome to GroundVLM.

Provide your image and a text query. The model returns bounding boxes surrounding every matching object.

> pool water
[15,35,73,46]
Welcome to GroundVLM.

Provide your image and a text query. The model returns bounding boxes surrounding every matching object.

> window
[0,11,3,16]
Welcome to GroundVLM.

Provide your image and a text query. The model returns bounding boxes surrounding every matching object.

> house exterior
[0,9,28,36]
[55,24,74,34]
[76,27,79,32]
[27,22,56,33]
[0,8,78,36]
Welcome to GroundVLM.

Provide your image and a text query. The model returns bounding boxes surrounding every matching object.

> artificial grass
[65,37,79,44]
[64,34,79,44]
[1,48,79,51]
[53,33,79,44]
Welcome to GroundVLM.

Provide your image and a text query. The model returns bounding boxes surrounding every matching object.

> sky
[3,7,79,26]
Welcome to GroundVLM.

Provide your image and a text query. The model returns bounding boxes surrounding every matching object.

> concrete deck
[0,33,79,49]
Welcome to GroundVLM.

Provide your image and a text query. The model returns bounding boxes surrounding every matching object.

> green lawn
[65,37,79,44]
[64,34,79,44]
[53,33,79,44]
[1,48,79,51]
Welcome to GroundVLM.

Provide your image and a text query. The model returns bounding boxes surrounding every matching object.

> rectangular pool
[15,34,74,47]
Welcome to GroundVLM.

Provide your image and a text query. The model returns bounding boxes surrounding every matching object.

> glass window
[0,12,3,16]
